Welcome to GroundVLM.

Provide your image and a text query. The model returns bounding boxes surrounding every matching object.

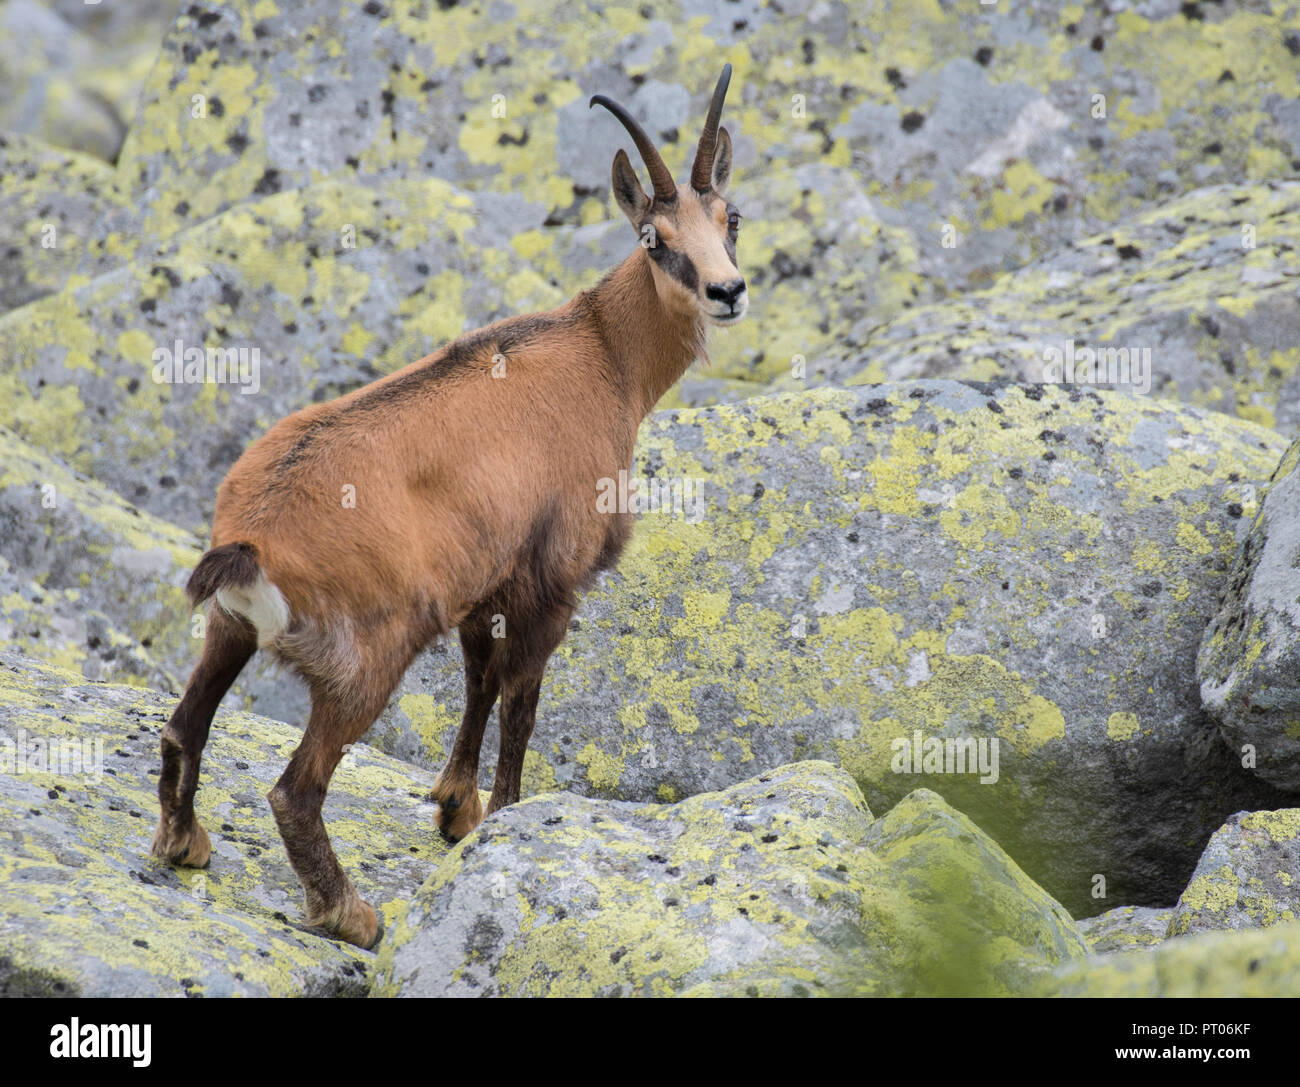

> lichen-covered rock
[372,764,1086,997]
[44,0,180,47]
[1077,905,1174,953]
[0,555,170,691]
[0,648,449,997]
[1199,437,1300,788]
[1041,920,1300,997]
[1170,808,1300,937]
[0,132,123,313]
[0,425,200,690]
[0,424,305,721]
[103,1,1300,286]
[0,175,567,534]
[374,380,1294,916]
[56,0,1299,412]
[0,0,159,162]
[795,182,1300,434]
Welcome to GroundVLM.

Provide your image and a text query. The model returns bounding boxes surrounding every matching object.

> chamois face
[634,179,747,328]
[609,137,747,328]
[592,65,748,328]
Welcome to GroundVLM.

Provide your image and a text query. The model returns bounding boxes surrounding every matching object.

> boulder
[1042,920,1300,997]
[44,0,1300,412]
[0,133,121,314]
[374,380,1295,916]
[372,763,1087,997]
[1199,437,1300,788]
[0,0,161,162]
[1170,808,1300,936]
[0,424,199,690]
[812,182,1300,434]
[100,1,1300,298]
[0,648,448,997]
[1077,905,1173,953]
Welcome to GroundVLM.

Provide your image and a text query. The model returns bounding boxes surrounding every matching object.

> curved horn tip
[589,91,678,201]
[691,64,734,191]
[711,63,733,102]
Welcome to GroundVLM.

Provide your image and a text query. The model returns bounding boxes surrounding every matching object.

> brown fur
[151,67,745,948]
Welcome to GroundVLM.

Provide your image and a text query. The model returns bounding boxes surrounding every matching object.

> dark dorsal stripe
[273,310,582,481]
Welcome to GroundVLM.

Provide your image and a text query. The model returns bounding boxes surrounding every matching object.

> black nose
[705,278,746,306]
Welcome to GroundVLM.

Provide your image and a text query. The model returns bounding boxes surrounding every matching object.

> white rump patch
[215,572,291,648]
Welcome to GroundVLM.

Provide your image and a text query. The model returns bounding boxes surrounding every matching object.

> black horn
[589,93,677,202]
[690,64,732,193]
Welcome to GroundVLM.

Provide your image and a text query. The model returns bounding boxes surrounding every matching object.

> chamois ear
[710,127,732,195]
[610,147,651,227]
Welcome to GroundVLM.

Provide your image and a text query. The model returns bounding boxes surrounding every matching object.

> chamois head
[591,64,748,327]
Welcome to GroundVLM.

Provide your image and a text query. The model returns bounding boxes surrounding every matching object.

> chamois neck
[586,247,705,418]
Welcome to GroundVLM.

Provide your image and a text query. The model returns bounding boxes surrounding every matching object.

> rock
[47,0,1298,412]
[0,554,169,691]
[0,423,305,723]
[0,133,121,314]
[0,648,449,997]
[1077,905,1173,953]
[1170,808,1300,936]
[372,763,1087,997]
[0,0,159,162]
[0,424,199,690]
[1199,437,1300,788]
[1042,920,1300,997]
[811,183,1300,435]
[45,0,179,49]
[0,176,566,536]
[100,1,1300,297]
[374,380,1293,916]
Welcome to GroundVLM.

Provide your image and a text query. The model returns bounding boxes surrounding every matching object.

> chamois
[151,65,746,948]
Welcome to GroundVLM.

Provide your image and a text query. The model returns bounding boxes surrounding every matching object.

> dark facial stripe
[647,241,699,291]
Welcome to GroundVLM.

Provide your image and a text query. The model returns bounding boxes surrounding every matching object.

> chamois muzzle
[705,276,748,325]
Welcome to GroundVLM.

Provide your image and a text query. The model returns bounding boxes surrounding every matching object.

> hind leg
[267,631,420,948]
[152,608,256,867]
[430,611,499,841]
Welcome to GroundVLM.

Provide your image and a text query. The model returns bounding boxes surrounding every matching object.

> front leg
[431,616,498,840]
[486,601,573,815]
[486,679,543,815]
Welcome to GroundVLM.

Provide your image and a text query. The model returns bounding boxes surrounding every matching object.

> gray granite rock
[1199,437,1300,789]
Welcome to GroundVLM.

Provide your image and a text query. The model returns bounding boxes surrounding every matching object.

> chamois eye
[727,211,742,234]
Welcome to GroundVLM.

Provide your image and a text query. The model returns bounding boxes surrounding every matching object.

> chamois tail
[187,541,290,648]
